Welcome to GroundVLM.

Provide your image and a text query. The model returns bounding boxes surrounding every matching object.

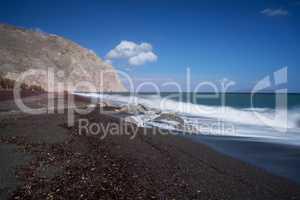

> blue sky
[1,0,300,92]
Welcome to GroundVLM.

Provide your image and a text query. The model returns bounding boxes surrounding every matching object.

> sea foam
[74,92,300,145]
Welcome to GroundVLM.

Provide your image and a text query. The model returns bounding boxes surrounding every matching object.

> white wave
[74,92,300,146]
[75,93,300,145]
[74,92,300,130]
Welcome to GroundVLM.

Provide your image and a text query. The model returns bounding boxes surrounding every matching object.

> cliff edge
[0,24,126,92]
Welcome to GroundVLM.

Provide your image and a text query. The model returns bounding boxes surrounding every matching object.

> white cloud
[261,8,289,16]
[129,52,157,66]
[106,40,158,66]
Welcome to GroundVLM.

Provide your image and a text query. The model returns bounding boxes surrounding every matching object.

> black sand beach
[1,92,300,199]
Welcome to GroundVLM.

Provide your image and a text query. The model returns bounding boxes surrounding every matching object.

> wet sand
[0,92,300,199]
[190,135,300,184]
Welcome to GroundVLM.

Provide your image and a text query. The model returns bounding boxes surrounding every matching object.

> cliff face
[0,24,126,92]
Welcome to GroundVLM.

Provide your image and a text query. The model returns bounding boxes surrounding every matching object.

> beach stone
[153,113,185,128]
[119,104,151,114]
[123,116,143,126]
[123,112,160,127]
[97,101,112,108]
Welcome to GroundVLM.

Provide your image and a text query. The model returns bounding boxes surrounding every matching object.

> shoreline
[189,134,300,185]
[1,93,300,199]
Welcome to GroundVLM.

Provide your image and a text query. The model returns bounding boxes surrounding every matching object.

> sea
[75,92,300,184]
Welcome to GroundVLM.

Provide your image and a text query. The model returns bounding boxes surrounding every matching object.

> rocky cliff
[0,24,126,92]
